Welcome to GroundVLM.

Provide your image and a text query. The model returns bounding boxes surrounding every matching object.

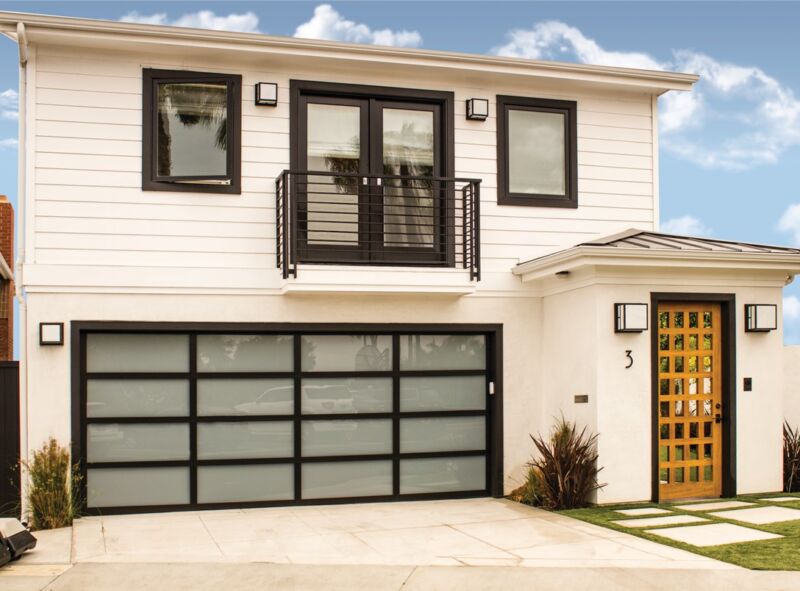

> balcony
[276,171,481,282]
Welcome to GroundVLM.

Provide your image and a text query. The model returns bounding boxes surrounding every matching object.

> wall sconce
[615,303,648,333]
[466,98,489,121]
[255,82,278,106]
[745,304,777,332]
[39,322,64,346]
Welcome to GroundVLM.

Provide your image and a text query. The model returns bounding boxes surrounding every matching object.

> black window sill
[497,194,578,209]
[142,180,241,195]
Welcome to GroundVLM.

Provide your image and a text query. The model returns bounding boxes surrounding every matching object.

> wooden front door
[657,302,723,500]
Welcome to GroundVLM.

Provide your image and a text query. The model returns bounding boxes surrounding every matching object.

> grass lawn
[561,493,800,570]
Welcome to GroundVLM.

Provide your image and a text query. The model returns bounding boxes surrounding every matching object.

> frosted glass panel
[302,378,392,414]
[400,417,485,453]
[87,423,189,462]
[508,109,566,196]
[197,335,293,372]
[198,379,293,416]
[87,379,189,418]
[400,334,485,370]
[87,467,189,508]
[87,334,188,373]
[400,456,486,494]
[302,420,391,456]
[197,421,293,459]
[400,376,485,412]
[301,335,392,371]
[302,460,392,499]
[198,464,293,503]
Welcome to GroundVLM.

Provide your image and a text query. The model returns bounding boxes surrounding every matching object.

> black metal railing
[276,170,480,281]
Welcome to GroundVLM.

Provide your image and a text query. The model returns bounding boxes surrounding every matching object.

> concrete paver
[710,506,800,525]
[645,523,782,547]
[615,507,672,516]
[612,515,708,528]
[676,501,755,512]
[758,497,800,503]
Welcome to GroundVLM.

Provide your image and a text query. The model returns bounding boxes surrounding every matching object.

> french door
[296,94,448,264]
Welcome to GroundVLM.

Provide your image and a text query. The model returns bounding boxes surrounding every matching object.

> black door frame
[71,321,503,515]
[650,293,737,502]
[290,80,456,266]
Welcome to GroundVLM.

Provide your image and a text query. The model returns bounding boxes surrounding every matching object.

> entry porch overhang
[513,229,800,285]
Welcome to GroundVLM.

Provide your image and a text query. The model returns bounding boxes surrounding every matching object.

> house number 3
[625,350,634,369]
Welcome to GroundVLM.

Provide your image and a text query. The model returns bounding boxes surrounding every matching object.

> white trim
[0,11,697,93]
[651,94,660,231]
[514,245,800,283]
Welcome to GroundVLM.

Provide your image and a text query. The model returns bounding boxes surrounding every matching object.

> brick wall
[0,196,13,360]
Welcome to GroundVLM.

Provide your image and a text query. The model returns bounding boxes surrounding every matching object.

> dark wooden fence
[0,361,19,516]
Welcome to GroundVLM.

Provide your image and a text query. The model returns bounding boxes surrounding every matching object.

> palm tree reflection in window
[157,82,228,177]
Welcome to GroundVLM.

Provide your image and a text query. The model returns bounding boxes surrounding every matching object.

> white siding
[29,44,658,292]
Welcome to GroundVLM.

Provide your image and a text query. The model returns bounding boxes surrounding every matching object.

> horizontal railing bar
[282,169,482,184]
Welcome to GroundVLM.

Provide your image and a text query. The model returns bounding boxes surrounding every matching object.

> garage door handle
[488,382,495,396]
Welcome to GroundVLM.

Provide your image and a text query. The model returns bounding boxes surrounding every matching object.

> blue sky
[0,1,799,346]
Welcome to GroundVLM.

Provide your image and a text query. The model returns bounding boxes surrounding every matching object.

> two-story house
[3,11,800,515]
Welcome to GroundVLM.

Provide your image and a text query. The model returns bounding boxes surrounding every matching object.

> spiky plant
[521,417,605,510]
[22,438,82,530]
[785,422,800,493]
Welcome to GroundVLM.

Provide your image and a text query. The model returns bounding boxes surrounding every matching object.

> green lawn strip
[560,493,800,570]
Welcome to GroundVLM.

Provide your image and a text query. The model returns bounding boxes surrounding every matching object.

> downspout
[15,21,29,521]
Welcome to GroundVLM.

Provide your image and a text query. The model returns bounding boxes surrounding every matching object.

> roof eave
[0,11,698,92]
[513,246,800,282]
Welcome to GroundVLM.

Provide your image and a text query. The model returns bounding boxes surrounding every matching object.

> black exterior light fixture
[466,98,489,121]
[255,82,278,106]
[745,304,778,332]
[615,303,649,333]
[39,322,64,346]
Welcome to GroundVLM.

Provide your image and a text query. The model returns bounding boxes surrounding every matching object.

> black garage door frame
[71,322,504,515]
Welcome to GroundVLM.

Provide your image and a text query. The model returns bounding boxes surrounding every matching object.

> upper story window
[142,69,241,194]
[496,96,577,208]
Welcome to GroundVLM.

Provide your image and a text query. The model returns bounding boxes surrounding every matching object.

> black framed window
[142,69,242,194]
[496,95,577,208]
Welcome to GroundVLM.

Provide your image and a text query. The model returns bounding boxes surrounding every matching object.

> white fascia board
[514,246,800,283]
[0,11,697,93]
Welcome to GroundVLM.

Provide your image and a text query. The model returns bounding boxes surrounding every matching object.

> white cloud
[493,21,800,171]
[120,10,260,33]
[0,89,18,120]
[294,4,422,48]
[786,296,800,321]
[0,138,17,149]
[779,203,800,245]
[660,215,712,236]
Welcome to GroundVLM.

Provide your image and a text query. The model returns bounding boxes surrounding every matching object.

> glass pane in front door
[382,108,435,248]
[306,103,362,246]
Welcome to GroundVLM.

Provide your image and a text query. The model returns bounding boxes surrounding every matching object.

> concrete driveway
[16,498,731,569]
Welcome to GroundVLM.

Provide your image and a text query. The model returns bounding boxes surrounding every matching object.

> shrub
[514,416,605,510]
[22,438,82,530]
[785,421,800,493]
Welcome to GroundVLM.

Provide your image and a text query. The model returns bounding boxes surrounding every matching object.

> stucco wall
[785,346,800,427]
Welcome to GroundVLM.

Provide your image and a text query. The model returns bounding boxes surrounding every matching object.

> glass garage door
[81,330,494,512]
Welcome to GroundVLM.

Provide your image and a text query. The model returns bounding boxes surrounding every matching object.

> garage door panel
[399,376,486,412]
[400,334,486,370]
[302,460,393,499]
[87,333,189,373]
[301,335,392,372]
[197,378,294,415]
[301,419,392,457]
[87,379,189,418]
[197,334,293,372]
[197,421,293,460]
[197,464,294,504]
[400,456,486,494]
[87,467,190,508]
[400,417,486,453]
[301,377,392,414]
[87,423,190,462]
